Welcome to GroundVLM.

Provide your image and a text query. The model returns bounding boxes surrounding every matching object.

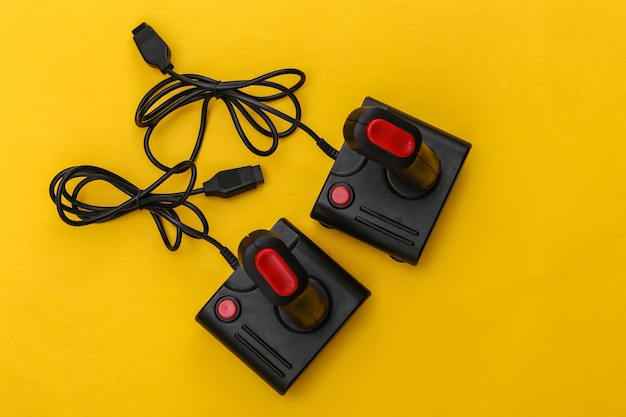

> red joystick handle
[239,230,328,329]
[365,118,416,158]
[254,247,300,297]
[344,106,441,191]
[239,230,308,306]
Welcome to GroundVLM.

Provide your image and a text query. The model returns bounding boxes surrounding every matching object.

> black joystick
[196,219,370,394]
[311,97,471,265]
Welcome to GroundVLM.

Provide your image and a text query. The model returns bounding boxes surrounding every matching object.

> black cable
[49,161,263,270]
[132,22,339,172]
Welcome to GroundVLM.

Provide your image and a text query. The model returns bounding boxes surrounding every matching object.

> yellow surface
[2,0,626,415]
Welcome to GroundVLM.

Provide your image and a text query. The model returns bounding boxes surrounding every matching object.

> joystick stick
[344,106,441,197]
[239,230,328,330]
[196,219,370,394]
[311,97,471,265]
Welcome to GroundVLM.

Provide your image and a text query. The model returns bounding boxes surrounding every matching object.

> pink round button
[330,184,353,208]
[216,298,239,321]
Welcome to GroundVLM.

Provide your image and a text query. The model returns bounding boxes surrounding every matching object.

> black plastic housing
[311,97,471,265]
[196,218,370,394]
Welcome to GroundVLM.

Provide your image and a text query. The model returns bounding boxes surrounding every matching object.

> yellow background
[2,0,625,415]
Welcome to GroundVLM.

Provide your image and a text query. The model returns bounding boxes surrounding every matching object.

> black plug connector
[203,166,264,198]
[132,22,173,73]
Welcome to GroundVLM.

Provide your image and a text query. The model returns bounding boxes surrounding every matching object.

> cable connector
[203,166,264,198]
[132,22,173,73]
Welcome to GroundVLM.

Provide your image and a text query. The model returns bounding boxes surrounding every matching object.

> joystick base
[196,218,370,394]
[311,97,471,265]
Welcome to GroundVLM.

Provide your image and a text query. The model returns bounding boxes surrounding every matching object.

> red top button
[254,248,299,296]
[365,118,416,158]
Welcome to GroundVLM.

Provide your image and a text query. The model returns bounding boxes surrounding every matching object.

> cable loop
[49,161,217,252]
[135,68,338,170]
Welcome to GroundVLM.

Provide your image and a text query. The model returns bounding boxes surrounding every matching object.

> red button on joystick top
[254,248,299,297]
[239,230,309,306]
[365,118,416,158]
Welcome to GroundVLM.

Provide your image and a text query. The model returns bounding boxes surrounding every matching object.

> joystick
[311,97,471,265]
[196,219,370,394]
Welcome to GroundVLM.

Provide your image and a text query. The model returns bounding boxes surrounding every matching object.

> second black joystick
[311,97,471,264]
